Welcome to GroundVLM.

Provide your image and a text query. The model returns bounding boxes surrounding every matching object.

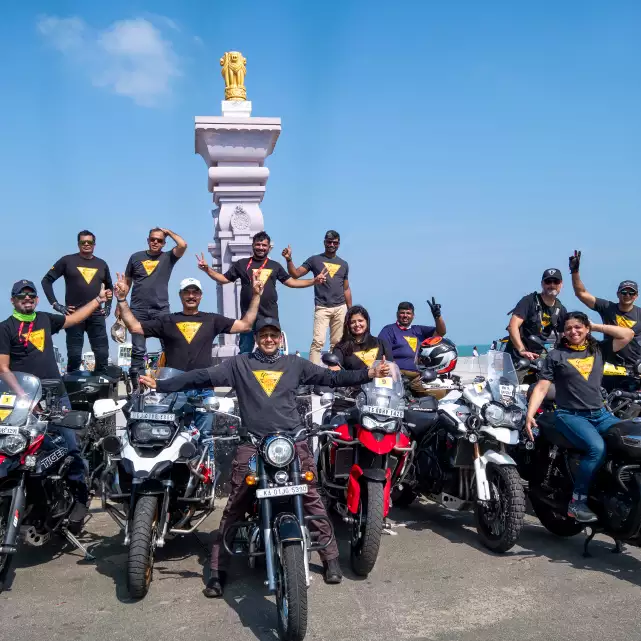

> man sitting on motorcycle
[506,268,567,383]
[0,279,111,531]
[569,250,641,390]
[140,317,390,597]
[378,298,445,396]
[526,312,634,522]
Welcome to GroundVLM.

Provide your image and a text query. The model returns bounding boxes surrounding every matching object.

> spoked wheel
[350,481,384,576]
[0,499,13,593]
[475,464,525,553]
[276,542,308,641]
[127,495,159,599]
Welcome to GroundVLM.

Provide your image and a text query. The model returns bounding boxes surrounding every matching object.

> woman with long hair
[526,311,634,522]
[330,305,392,370]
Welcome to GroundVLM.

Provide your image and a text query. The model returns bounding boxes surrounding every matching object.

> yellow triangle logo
[568,356,595,381]
[176,322,202,344]
[76,266,98,284]
[354,347,379,368]
[322,262,341,278]
[252,268,273,285]
[0,409,12,422]
[616,315,637,329]
[141,260,159,276]
[21,329,46,352]
[404,336,418,351]
[252,370,283,397]
[541,313,551,328]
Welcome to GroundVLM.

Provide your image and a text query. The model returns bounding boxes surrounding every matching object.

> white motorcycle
[395,350,527,552]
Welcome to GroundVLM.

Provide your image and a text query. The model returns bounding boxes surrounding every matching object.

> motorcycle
[100,367,238,599]
[396,350,527,552]
[0,372,94,592]
[221,396,337,641]
[317,356,412,576]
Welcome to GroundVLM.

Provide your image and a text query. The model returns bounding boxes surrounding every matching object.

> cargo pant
[210,441,338,571]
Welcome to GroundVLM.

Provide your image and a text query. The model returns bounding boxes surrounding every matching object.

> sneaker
[567,499,597,523]
[203,571,226,598]
[323,558,343,585]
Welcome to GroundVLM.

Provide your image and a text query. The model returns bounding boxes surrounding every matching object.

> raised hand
[251,269,265,296]
[427,296,441,319]
[196,252,209,272]
[314,267,329,286]
[97,283,108,304]
[114,272,130,300]
[282,245,292,261]
[373,356,391,378]
[569,250,581,274]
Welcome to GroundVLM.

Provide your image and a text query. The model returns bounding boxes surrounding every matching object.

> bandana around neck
[13,310,36,322]
[568,343,588,351]
[252,349,282,365]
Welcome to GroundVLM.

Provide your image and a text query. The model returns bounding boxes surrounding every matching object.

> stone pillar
[195,101,281,359]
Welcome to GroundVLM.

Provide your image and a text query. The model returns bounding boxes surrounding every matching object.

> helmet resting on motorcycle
[416,336,458,374]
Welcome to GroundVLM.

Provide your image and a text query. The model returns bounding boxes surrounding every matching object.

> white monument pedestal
[195,102,281,359]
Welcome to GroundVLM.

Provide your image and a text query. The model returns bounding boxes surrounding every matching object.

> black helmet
[417,337,458,374]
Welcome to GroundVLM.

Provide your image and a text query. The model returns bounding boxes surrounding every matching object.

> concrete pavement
[2,498,641,641]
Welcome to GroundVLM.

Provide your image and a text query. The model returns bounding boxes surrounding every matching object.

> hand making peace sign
[313,267,329,286]
[251,268,265,297]
[114,272,130,300]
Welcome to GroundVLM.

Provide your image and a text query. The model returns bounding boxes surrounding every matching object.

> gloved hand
[427,297,441,319]
[569,250,581,274]
[53,302,70,315]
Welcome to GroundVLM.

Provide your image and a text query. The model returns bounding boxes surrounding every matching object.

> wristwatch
[116,297,127,303]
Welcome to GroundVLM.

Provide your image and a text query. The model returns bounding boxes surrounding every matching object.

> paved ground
[2,497,641,641]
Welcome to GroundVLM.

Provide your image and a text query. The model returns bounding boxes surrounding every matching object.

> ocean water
[294,344,491,359]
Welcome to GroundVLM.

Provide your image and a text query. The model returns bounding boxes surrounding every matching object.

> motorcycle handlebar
[611,390,641,401]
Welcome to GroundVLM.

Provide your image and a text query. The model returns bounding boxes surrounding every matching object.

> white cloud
[36,15,182,107]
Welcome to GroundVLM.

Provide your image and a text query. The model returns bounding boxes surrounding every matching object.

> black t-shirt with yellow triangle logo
[540,342,606,411]
[125,250,180,311]
[332,338,393,371]
[141,311,235,371]
[593,298,641,366]
[42,253,112,311]
[0,312,66,380]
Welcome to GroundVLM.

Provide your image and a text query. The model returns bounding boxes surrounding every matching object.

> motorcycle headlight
[508,406,524,427]
[263,436,295,468]
[132,421,173,444]
[362,416,398,433]
[0,434,28,455]
[482,402,506,426]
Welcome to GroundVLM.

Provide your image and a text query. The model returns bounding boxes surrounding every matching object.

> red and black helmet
[416,336,458,374]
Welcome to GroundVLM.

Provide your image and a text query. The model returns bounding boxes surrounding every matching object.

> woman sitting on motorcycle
[526,311,634,523]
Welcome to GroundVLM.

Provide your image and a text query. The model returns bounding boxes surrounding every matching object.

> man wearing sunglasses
[506,268,567,380]
[121,227,187,383]
[41,230,114,374]
[570,250,641,379]
[282,230,352,364]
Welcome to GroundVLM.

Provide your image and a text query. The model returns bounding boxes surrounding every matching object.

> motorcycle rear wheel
[127,495,158,599]
[530,496,584,537]
[350,480,384,576]
[0,499,13,593]
[276,542,308,641]
[475,464,525,553]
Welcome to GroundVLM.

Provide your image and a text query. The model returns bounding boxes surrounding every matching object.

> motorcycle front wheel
[127,495,159,599]
[475,464,525,553]
[276,541,308,641]
[0,499,13,592]
[350,480,384,576]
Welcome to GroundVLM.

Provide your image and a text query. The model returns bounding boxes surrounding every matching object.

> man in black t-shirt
[570,250,641,376]
[121,227,187,377]
[506,268,567,381]
[0,278,110,530]
[41,230,114,373]
[197,231,326,354]
[283,230,352,364]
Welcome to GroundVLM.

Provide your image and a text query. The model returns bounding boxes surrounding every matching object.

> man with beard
[506,268,567,382]
[139,316,390,597]
[197,231,326,354]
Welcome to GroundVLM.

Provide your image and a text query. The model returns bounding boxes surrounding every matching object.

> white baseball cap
[179,277,203,291]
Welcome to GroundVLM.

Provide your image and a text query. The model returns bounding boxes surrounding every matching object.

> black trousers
[130,307,169,373]
[66,314,109,373]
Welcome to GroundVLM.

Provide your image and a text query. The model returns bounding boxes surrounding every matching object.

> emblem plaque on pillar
[195,52,282,359]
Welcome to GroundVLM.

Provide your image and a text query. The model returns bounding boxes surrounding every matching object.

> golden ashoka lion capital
[220,51,247,100]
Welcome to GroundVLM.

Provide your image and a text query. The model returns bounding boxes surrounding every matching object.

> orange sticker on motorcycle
[252,268,273,285]
[76,266,98,284]
[322,262,341,278]
[403,336,418,351]
[0,409,12,422]
[616,315,637,329]
[568,356,594,381]
[22,329,45,352]
[141,260,159,276]
[252,370,283,397]
[176,322,202,344]
[354,348,378,367]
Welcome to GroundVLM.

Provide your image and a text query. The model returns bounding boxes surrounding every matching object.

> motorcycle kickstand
[583,527,597,558]
[63,528,95,561]
[612,539,625,554]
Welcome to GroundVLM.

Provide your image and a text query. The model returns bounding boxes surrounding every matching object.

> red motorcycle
[317,357,411,576]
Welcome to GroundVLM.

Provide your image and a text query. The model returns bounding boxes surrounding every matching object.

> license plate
[129,412,175,422]
[256,484,309,499]
[0,426,19,435]
[362,405,404,418]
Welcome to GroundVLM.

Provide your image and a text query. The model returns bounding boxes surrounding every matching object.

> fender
[361,468,387,482]
[273,513,303,545]
[474,449,518,502]
[357,427,398,455]
[346,465,363,514]
[120,430,191,474]
[383,468,392,517]
[480,426,519,445]
[480,449,517,467]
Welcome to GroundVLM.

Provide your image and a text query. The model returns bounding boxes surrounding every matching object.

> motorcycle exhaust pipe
[1,479,26,554]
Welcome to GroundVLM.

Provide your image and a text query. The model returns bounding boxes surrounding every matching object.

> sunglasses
[620,290,637,296]
[148,238,165,244]
[325,239,339,246]
[79,240,95,246]
[543,278,561,285]
[14,292,36,300]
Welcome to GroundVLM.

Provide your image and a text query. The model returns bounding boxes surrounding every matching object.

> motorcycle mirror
[321,353,341,367]
[421,369,438,383]
[515,358,531,372]
[320,392,335,406]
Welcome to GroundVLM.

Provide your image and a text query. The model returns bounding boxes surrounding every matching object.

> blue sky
[1,1,640,358]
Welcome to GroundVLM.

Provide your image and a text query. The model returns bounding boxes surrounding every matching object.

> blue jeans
[185,389,214,438]
[55,395,85,483]
[554,407,620,497]
[238,324,256,354]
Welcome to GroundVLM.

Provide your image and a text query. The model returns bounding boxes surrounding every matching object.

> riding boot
[203,570,226,598]
[68,481,89,534]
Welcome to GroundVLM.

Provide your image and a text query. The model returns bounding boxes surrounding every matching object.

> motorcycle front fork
[0,475,26,554]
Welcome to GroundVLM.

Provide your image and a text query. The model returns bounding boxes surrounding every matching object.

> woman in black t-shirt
[526,311,634,523]
[331,305,393,371]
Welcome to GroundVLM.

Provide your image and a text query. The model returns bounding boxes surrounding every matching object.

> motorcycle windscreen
[145,367,186,412]
[358,361,404,411]
[0,372,42,426]
[485,351,526,409]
